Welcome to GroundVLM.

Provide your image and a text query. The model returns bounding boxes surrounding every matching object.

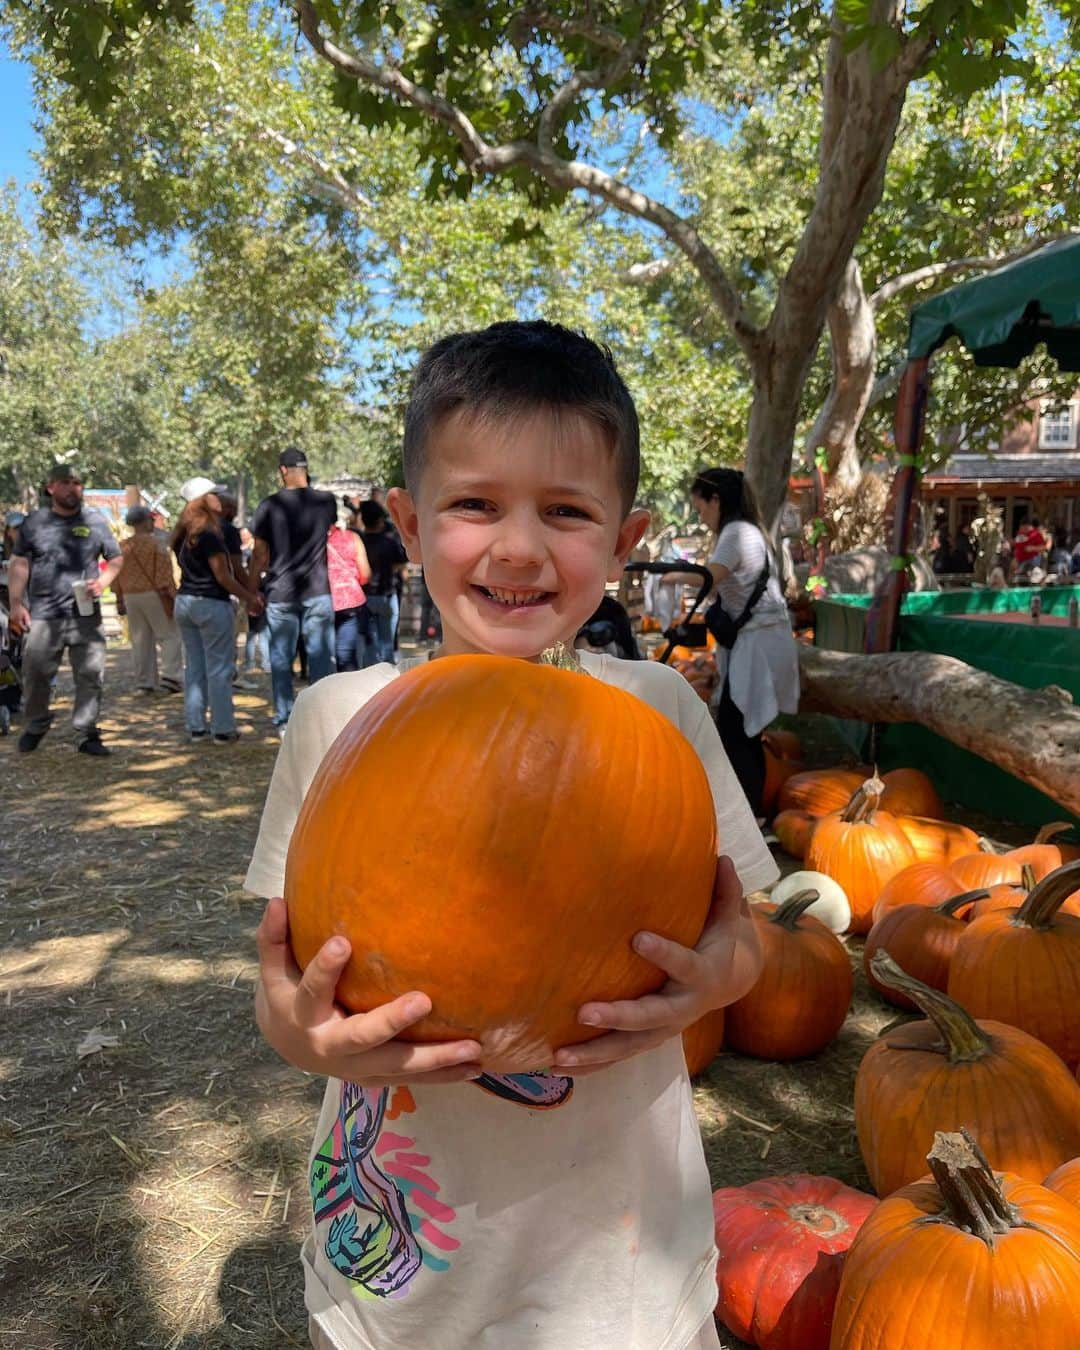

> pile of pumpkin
[648,630,720,702]
[686,737,1080,1348]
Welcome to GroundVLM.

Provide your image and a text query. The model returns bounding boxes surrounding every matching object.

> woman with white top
[673,467,800,815]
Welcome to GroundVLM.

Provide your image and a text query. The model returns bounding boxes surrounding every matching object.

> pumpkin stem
[976,836,1004,854]
[925,1130,1019,1246]
[1036,821,1075,846]
[937,889,988,917]
[871,952,992,1062]
[771,890,821,930]
[1012,859,1080,930]
[539,641,585,672]
[840,773,885,824]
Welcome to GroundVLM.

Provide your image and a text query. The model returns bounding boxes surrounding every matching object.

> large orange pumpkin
[855,952,1080,1196]
[871,857,1019,925]
[964,863,1080,921]
[947,859,1080,1070]
[773,809,817,860]
[762,728,803,761]
[777,769,865,818]
[830,1130,1080,1350]
[285,654,719,1070]
[725,892,854,1060]
[682,1007,726,1077]
[806,777,917,933]
[862,891,984,1009]
[1044,1158,1080,1209]
[1006,823,1080,879]
[763,749,805,817]
[877,768,944,820]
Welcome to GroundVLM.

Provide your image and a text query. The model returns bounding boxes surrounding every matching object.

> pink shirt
[326,526,366,611]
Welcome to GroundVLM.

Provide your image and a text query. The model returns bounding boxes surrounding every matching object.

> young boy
[246,321,778,1349]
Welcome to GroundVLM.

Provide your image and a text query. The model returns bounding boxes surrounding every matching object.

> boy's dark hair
[358,500,387,530]
[403,321,640,512]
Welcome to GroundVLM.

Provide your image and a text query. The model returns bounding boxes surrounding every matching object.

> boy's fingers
[708,855,742,920]
[292,936,354,1028]
[255,898,303,994]
[575,988,696,1034]
[631,931,701,983]
[338,991,436,1049]
[553,1028,664,1069]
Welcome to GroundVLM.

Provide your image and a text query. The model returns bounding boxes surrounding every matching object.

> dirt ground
[0,640,1031,1349]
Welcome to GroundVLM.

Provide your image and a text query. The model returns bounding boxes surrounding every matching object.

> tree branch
[871,230,1080,309]
[512,9,625,53]
[291,0,764,353]
[620,257,677,285]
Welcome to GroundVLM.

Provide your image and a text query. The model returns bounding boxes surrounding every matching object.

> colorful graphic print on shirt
[309,1072,574,1300]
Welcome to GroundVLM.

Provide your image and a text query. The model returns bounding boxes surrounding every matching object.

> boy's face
[388,407,649,661]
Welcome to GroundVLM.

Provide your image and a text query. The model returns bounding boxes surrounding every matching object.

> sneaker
[137,685,156,694]
[77,735,111,757]
[18,729,46,753]
[189,729,210,741]
[160,678,182,694]
[212,731,240,745]
[232,675,258,691]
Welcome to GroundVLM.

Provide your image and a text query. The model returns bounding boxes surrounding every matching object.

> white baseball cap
[180,475,229,502]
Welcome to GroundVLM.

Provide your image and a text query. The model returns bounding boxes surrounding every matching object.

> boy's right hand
[255,897,484,1086]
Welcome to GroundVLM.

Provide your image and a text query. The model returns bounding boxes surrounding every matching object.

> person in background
[113,505,182,694]
[248,447,337,729]
[7,464,123,757]
[666,467,799,818]
[216,489,258,693]
[355,499,407,666]
[1012,515,1050,575]
[574,594,642,660]
[1048,528,1071,578]
[172,486,264,744]
[239,526,269,673]
[327,506,371,672]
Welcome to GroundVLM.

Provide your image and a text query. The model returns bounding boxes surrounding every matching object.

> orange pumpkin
[285,654,719,1071]
[725,892,854,1060]
[862,891,984,1009]
[1044,1158,1080,1209]
[948,860,1080,1070]
[773,809,817,861]
[1006,822,1080,879]
[893,815,979,865]
[777,769,865,818]
[682,1008,726,1077]
[762,728,803,761]
[805,776,917,933]
[856,952,1080,1196]
[877,767,944,820]
[831,1129,1080,1350]
[964,863,1080,922]
[763,750,805,817]
[872,856,1021,926]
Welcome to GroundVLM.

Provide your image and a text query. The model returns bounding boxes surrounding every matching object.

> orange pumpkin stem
[926,1129,1020,1246]
[938,889,989,916]
[771,889,821,930]
[870,951,992,1062]
[1013,859,1080,930]
[976,836,1003,854]
[840,774,886,824]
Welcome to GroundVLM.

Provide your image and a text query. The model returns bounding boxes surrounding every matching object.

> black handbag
[704,554,770,649]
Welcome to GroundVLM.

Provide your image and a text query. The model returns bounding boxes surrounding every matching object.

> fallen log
[798,645,1080,817]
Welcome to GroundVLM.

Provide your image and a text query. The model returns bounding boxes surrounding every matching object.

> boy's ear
[386,487,421,563]
[607,508,651,583]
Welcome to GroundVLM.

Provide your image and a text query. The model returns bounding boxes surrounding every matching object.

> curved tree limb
[804,256,875,488]
[798,645,1080,816]
[870,230,1080,308]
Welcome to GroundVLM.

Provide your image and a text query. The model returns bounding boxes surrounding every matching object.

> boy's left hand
[551,855,760,1076]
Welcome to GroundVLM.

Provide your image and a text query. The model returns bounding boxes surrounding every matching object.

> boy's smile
[389,407,649,660]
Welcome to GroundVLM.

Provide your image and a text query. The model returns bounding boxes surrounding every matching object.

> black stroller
[0,597,23,735]
[623,560,715,664]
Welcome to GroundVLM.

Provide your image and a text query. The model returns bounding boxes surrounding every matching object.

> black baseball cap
[47,463,83,483]
[279,447,309,469]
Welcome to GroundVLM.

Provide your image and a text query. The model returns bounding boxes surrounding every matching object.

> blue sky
[0,52,39,187]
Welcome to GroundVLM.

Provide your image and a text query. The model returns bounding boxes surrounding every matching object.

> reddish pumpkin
[872,857,1020,925]
[856,952,1080,1196]
[948,860,1080,1070]
[712,1174,876,1350]
[964,864,1080,921]
[682,1007,726,1077]
[806,777,917,933]
[831,1130,1080,1350]
[1006,823,1080,879]
[862,891,985,1009]
[1044,1158,1080,1209]
[763,749,805,817]
[893,815,979,865]
[763,728,804,761]
[285,654,719,1071]
[725,892,854,1060]
[777,769,865,818]
[773,809,817,861]
[877,768,944,820]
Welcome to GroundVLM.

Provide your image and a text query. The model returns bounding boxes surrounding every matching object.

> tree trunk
[803,257,875,490]
[798,646,1080,816]
[746,345,819,532]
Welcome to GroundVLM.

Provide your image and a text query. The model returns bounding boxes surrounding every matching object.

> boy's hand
[552,856,761,1076]
[254,897,484,1086]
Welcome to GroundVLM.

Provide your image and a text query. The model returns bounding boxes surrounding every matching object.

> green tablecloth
[814,587,1080,826]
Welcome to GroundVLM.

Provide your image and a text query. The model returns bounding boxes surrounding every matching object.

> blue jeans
[361,595,395,667]
[334,606,369,672]
[266,594,334,725]
[244,626,268,671]
[175,594,236,734]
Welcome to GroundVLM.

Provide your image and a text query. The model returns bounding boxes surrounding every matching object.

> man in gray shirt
[8,464,123,756]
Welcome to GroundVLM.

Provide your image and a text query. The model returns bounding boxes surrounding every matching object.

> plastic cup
[72,579,95,617]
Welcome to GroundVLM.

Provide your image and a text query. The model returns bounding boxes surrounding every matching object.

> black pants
[713,679,766,818]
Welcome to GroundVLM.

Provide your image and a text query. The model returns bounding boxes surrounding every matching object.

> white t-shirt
[245,653,777,1350]
[708,521,787,622]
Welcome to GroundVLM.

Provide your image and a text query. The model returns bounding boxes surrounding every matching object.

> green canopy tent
[864,235,1080,652]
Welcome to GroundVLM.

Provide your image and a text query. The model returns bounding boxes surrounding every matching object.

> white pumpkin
[769,871,851,934]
